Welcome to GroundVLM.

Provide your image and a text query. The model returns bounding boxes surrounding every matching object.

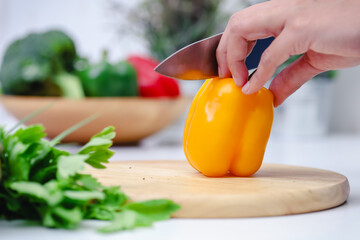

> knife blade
[154,33,273,80]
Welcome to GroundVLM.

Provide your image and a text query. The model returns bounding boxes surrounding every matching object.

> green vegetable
[0,30,85,98]
[54,72,84,99]
[0,122,179,232]
[78,51,138,97]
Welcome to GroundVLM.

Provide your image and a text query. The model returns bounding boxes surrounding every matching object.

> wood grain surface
[87,160,350,218]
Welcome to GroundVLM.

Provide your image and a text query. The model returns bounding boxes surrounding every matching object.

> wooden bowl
[0,96,191,144]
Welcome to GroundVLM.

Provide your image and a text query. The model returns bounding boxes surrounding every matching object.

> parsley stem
[7,103,55,134]
[50,114,99,146]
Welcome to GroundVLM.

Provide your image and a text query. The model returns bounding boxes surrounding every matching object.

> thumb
[269,54,323,107]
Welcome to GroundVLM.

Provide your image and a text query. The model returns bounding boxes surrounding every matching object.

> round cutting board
[87,160,350,218]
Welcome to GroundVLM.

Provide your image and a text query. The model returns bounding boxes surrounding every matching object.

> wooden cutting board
[87,160,350,218]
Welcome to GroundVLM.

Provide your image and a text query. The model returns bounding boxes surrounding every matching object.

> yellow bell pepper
[183,77,274,177]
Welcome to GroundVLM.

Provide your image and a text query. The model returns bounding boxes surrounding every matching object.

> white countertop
[0,106,359,240]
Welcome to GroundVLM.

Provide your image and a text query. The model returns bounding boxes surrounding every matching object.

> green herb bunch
[0,121,179,232]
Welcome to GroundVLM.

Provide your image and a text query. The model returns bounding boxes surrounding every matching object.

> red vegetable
[127,55,180,98]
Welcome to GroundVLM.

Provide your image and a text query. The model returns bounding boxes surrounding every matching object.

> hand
[216,0,360,107]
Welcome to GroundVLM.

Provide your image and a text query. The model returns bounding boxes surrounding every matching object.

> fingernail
[242,82,250,94]
[233,76,242,87]
[218,67,223,78]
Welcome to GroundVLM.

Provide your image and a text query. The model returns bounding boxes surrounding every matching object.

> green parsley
[0,122,180,232]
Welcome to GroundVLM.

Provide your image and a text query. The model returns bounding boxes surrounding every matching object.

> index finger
[216,1,287,84]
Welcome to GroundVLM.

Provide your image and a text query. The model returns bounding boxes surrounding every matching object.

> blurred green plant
[109,0,232,61]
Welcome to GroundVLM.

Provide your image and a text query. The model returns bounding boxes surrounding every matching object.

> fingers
[269,54,323,107]
[227,33,251,86]
[216,1,286,86]
[217,32,256,86]
[216,31,232,78]
[242,32,296,95]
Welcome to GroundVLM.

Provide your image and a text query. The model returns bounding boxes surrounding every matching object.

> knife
[154,33,273,80]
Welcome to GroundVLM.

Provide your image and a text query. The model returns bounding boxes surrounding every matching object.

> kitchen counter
[0,106,359,240]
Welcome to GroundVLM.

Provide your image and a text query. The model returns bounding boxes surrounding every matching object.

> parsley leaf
[99,199,181,233]
[0,123,180,233]
[78,126,115,169]
[56,154,88,179]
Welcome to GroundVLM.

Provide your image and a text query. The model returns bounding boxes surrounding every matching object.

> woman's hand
[216,0,360,106]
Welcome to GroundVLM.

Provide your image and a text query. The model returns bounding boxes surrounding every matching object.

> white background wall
[0,0,147,63]
[1,0,360,133]
[330,67,360,133]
